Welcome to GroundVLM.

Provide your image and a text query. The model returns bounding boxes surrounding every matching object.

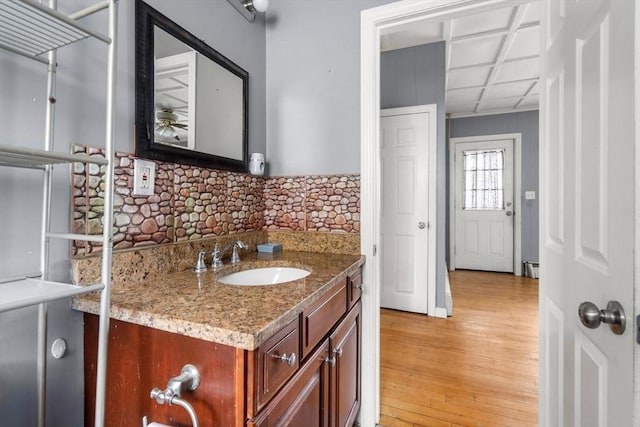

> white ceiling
[380,2,541,118]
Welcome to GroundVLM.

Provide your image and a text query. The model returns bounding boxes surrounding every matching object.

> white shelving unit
[0,1,118,427]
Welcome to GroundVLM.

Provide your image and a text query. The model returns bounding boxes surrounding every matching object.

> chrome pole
[37,0,58,423]
[68,0,109,20]
[94,1,118,426]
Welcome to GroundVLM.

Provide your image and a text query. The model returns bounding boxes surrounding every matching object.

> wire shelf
[0,143,109,168]
[0,278,104,313]
[0,0,110,63]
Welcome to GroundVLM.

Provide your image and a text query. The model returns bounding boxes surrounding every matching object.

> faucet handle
[212,242,223,269]
[194,250,207,273]
[231,246,239,264]
[230,241,245,264]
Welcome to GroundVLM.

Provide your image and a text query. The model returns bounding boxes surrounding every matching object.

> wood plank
[380,270,538,426]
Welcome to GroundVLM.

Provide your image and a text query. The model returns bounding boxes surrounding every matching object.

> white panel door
[540,0,635,425]
[380,108,433,313]
[454,139,514,272]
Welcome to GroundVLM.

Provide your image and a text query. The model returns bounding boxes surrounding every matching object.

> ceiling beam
[449,20,539,44]
[513,80,539,109]
[448,54,539,72]
[474,4,530,114]
[448,76,538,92]
[443,20,453,90]
[448,105,539,119]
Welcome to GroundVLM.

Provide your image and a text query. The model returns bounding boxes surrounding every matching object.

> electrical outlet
[525,191,536,200]
[133,159,155,196]
[140,167,151,188]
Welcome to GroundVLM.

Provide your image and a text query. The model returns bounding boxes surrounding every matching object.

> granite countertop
[72,251,364,351]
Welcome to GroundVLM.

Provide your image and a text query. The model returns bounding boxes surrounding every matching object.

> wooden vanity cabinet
[84,315,246,427]
[247,280,361,427]
[84,270,362,427]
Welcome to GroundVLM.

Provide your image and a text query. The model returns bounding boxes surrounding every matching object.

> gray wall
[448,111,540,264]
[265,0,395,176]
[380,42,448,309]
[0,1,266,424]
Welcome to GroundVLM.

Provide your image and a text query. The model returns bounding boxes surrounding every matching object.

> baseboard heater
[524,261,539,279]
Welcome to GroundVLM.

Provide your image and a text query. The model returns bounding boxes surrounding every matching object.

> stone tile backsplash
[263,176,306,231]
[304,175,360,232]
[263,175,360,233]
[72,146,360,256]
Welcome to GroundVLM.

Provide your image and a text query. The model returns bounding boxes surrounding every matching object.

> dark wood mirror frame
[135,0,249,172]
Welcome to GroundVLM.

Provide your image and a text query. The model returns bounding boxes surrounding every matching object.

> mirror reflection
[154,27,244,160]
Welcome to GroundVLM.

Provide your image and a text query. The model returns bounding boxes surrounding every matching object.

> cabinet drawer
[347,270,362,310]
[302,278,347,359]
[256,318,300,409]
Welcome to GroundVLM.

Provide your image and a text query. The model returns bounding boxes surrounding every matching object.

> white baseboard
[434,306,448,318]
[445,268,453,316]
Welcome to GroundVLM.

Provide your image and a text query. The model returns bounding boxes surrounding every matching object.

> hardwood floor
[380,270,539,427]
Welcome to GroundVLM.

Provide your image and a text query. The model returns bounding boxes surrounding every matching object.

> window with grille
[463,149,505,210]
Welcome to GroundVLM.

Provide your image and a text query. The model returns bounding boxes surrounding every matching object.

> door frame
[381,104,438,316]
[448,133,522,275]
[361,0,639,426]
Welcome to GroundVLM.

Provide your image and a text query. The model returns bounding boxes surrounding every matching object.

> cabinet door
[301,279,347,359]
[347,270,362,310]
[255,318,300,410]
[249,340,330,427]
[329,301,361,427]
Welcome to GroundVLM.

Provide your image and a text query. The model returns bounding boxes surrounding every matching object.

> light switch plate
[133,159,155,196]
[525,191,536,200]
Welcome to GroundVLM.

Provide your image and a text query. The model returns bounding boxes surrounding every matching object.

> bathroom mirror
[135,0,249,172]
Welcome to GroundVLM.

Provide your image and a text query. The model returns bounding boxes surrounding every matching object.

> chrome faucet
[212,240,248,269]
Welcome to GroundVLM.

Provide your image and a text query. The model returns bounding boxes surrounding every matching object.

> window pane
[465,154,476,171]
[462,149,505,210]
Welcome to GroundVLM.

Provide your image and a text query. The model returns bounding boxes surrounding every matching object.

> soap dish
[257,243,283,253]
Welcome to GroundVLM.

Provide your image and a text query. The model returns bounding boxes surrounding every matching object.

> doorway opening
[449,133,523,275]
[380,105,438,316]
[360,1,542,425]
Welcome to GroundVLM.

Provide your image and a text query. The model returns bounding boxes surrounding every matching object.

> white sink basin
[218,267,310,286]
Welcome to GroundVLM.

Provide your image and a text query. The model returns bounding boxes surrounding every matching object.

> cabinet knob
[273,352,296,367]
[333,347,343,357]
[325,356,336,366]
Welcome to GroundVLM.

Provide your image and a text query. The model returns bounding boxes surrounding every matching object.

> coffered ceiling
[380,2,541,118]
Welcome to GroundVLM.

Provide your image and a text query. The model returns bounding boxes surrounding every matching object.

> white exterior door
[380,106,436,314]
[540,0,636,425]
[454,139,514,272]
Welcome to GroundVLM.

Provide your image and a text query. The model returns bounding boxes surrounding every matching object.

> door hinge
[636,315,640,345]
[373,244,377,256]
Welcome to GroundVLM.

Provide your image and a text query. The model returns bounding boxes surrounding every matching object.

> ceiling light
[226,0,268,22]
[247,0,269,13]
